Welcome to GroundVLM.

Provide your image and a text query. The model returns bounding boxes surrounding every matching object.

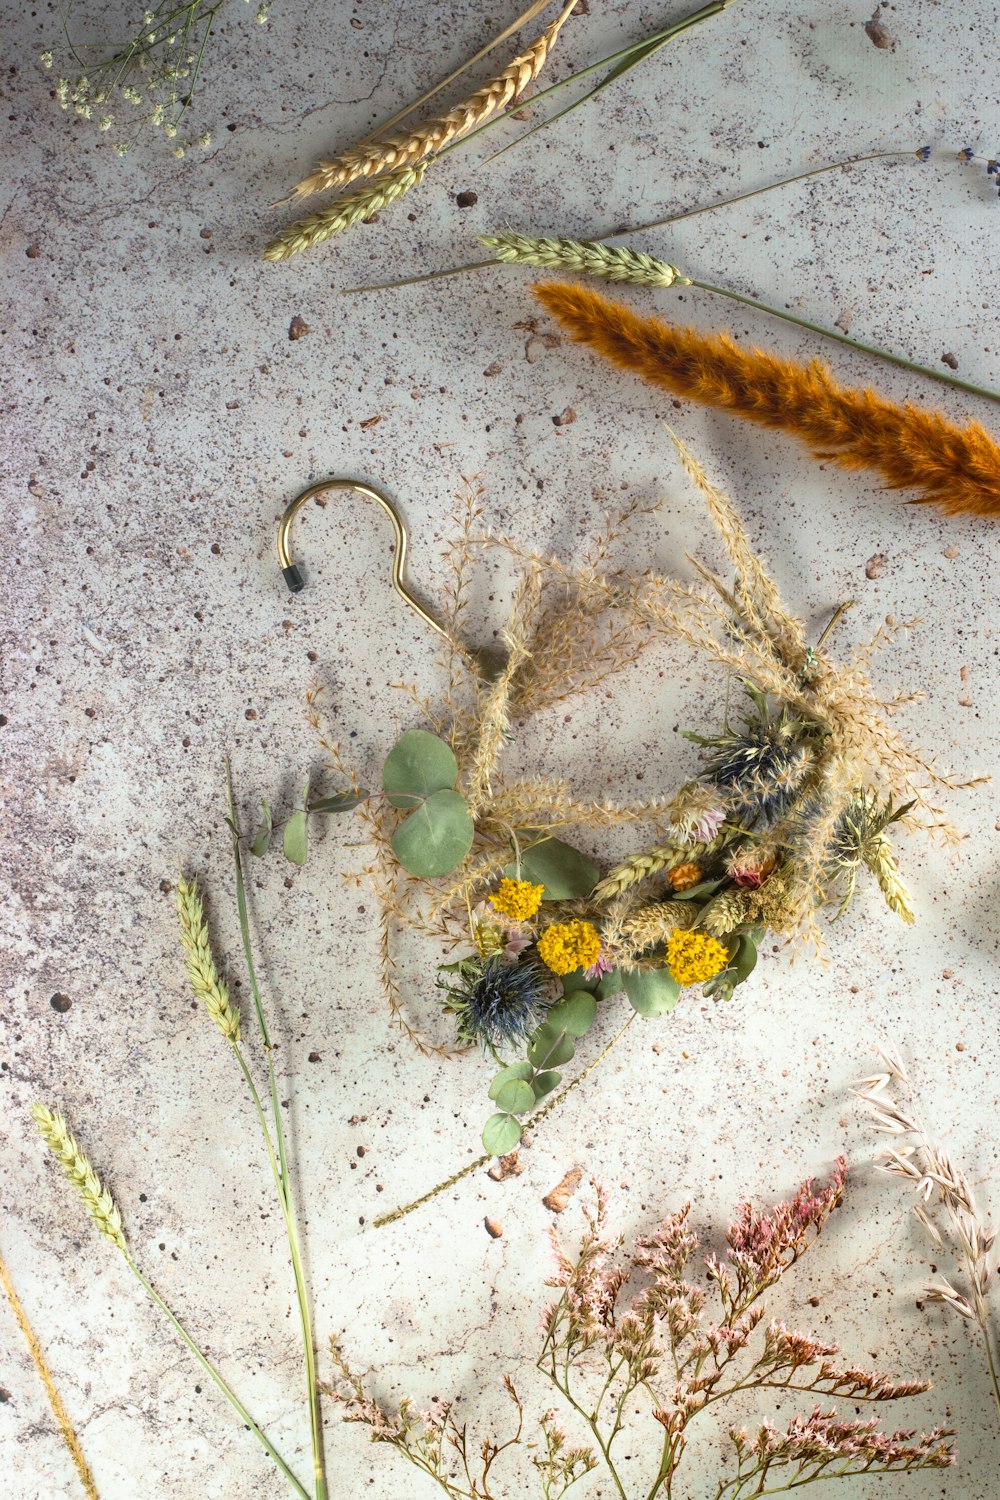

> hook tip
[282,564,305,593]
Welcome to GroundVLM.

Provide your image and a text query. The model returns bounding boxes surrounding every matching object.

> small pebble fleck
[50,993,72,1013]
[484,1217,503,1238]
[455,190,478,208]
[289,315,312,341]
[552,407,576,427]
[941,352,959,370]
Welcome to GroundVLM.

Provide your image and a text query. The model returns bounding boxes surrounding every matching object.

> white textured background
[3,1,999,1496]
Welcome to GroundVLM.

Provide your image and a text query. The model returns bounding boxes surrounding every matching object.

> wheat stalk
[32,1105,128,1253]
[866,836,916,924]
[481,232,691,288]
[592,832,728,903]
[264,162,428,262]
[176,877,241,1043]
[0,1244,100,1498]
[290,0,577,200]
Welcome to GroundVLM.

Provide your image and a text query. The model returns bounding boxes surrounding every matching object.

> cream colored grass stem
[0,1245,99,1499]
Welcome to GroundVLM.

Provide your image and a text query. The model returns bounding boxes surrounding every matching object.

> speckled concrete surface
[3,2,1000,1497]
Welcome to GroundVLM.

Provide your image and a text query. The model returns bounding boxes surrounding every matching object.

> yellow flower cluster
[665,928,729,986]
[490,877,545,923]
[537,919,602,976]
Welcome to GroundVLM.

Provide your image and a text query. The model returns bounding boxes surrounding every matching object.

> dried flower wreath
[343,437,975,1194]
[333,1163,956,1497]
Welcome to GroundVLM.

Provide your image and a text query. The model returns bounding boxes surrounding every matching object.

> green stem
[446,0,734,163]
[225,761,327,1500]
[124,1255,311,1500]
[374,1015,636,1228]
[981,1320,1000,1427]
[688,277,1000,404]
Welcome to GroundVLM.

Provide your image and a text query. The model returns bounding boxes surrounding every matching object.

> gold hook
[277,476,507,679]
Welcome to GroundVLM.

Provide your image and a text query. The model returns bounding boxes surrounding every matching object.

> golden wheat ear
[531,279,1000,518]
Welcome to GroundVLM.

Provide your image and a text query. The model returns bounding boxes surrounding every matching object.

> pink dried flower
[583,950,614,981]
[727,843,777,888]
[503,927,532,958]
[725,1156,847,1299]
[667,781,727,844]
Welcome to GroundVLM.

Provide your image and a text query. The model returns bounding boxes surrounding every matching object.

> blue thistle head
[439,954,547,1053]
[704,712,815,825]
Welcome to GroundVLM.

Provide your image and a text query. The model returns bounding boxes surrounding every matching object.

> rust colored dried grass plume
[531,280,1000,517]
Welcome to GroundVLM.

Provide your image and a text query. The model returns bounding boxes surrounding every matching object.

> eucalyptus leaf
[383,729,458,809]
[487,1061,535,1101]
[673,877,726,900]
[283,808,309,866]
[532,1070,561,1099]
[623,966,681,1018]
[505,835,600,899]
[547,991,597,1037]
[307,789,369,814]
[250,800,272,858]
[482,1112,522,1156]
[391,788,474,877]
[494,1078,536,1114]
[730,934,759,985]
[528,1023,575,1069]
[597,967,624,999]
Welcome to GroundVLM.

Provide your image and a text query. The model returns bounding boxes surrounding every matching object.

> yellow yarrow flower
[537,920,602,976]
[665,928,729,986]
[490,877,545,923]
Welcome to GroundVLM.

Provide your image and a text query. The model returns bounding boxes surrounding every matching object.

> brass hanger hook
[277,476,506,679]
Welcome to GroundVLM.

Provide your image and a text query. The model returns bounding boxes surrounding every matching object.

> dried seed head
[176,877,240,1043]
[32,1104,128,1253]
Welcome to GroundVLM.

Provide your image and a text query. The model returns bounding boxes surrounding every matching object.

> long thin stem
[981,1322,1000,1425]
[374,1015,635,1228]
[225,761,327,1500]
[687,277,1000,404]
[125,1256,311,1500]
[445,0,734,163]
[0,1245,99,1499]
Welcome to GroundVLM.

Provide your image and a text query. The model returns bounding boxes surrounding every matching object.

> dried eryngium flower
[856,1044,1000,1424]
[334,1163,954,1497]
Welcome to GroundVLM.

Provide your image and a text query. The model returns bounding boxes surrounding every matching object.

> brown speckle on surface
[289,315,312,341]
[552,407,576,427]
[865,553,887,579]
[455,191,478,208]
[308,1051,321,1062]
[941,352,959,369]
[543,1165,583,1212]
[484,1216,503,1238]
[25,244,40,259]
[49,992,72,1012]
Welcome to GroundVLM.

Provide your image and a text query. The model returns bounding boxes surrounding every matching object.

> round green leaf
[494,1078,535,1114]
[488,1062,535,1101]
[547,991,597,1037]
[623,967,681,1017]
[528,1022,576,1069]
[250,800,273,858]
[391,789,474,877]
[504,836,600,899]
[482,1112,522,1156]
[532,1070,562,1099]
[283,808,309,866]
[597,967,624,1000]
[383,729,458,809]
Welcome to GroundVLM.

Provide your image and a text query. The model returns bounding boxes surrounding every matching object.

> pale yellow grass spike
[465,565,541,816]
[0,1246,100,1498]
[290,0,577,199]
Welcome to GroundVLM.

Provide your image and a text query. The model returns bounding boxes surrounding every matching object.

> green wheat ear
[176,876,241,1042]
[31,1103,128,1253]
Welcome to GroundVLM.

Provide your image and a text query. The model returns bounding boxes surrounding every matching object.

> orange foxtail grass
[532,279,1000,518]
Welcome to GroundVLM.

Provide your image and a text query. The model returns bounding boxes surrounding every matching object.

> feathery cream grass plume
[289,0,577,201]
[0,1245,100,1498]
[480,233,691,288]
[854,1045,1000,1421]
[264,162,427,262]
[31,1105,127,1254]
[176,877,241,1043]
